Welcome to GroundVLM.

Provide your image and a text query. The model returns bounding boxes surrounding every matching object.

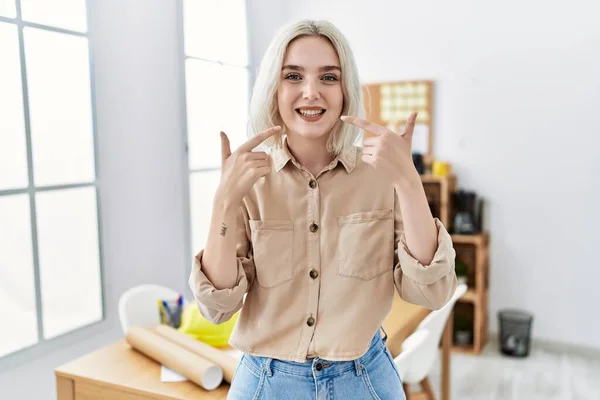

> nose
[302,78,320,100]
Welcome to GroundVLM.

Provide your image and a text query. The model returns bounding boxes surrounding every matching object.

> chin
[290,126,330,140]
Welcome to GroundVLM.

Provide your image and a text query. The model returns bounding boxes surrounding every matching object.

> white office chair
[396,283,468,399]
[394,329,430,378]
[118,284,185,334]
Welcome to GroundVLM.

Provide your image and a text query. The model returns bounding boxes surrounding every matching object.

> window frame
[0,0,106,369]
[177,0,254,274]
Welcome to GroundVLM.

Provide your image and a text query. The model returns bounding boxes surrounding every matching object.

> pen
[162,300,174,321]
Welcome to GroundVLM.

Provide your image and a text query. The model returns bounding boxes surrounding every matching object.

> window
[0,0,103,360]
[182,0,250,261]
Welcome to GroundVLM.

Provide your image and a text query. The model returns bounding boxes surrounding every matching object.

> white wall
[0,0,190,398]
[271,0,600,348]
[246,0,290,80]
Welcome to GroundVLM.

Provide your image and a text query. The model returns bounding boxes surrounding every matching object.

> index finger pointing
[239,126,281,152]
[340,116,388,136]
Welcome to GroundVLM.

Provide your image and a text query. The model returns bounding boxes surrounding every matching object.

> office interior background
[0,0,599,398]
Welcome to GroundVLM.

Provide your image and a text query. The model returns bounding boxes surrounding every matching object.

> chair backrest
[393,329,430,378]
[118,284,182,334]
[401,283,468,384]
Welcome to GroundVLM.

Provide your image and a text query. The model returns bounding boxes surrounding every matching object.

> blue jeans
[227,331,405,400]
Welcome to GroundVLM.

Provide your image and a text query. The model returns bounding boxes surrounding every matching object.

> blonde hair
[248,20,364,156]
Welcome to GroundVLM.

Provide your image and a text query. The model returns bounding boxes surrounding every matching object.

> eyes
[284,73,339,83]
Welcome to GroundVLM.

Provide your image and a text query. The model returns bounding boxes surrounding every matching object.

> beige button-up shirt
[189,141,457,363]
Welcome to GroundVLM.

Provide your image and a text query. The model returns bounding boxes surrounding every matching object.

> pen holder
[158,296,183,329]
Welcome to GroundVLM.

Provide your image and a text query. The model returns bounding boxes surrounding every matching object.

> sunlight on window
[190,171,222,258]
[36,187,102,339]
[0,22,28,191]
[183,0,249,277]
[183,0,248,66]
[0,195,39,357]
[0,0,101,361]
[0,0,16,18]
[186,59,248,170]
[20,0,87,32]
[24,27,96,187]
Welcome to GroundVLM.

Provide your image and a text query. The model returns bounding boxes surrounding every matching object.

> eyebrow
[282,65,341,72]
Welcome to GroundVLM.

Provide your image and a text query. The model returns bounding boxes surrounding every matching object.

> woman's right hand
[217,126,281,206]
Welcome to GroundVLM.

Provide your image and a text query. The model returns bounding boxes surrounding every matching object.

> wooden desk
[56,292,450,400]
[56,339,229,399]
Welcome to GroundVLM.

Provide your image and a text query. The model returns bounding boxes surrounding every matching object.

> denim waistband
[243,331,388,378]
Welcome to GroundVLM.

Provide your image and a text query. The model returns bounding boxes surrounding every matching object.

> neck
[286,133,334,177]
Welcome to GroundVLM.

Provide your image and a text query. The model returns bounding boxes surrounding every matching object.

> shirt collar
[272,137,357,174]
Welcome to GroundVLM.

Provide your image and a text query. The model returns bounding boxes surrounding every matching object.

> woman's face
[277,36,343,142]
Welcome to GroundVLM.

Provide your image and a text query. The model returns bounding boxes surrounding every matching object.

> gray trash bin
[498,308,533,357]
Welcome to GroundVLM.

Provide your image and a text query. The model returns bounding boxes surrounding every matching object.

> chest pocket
[249,220,294,288]
[337,209,394,280]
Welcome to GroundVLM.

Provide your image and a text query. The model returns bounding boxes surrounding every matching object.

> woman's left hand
[341,111,420,187]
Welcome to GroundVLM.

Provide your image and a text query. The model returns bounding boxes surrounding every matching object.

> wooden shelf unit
[460,289,477,303]
[421,174,490,355]
[452,233,489,354]
[420,174,457,230]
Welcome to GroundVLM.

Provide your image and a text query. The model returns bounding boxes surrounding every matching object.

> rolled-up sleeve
[188,206,255,324]
[393,191,458,310]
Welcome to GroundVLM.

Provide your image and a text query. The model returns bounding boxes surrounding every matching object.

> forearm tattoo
[220,222,228,236]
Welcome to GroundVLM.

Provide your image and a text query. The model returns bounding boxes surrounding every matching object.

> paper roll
[153,324,239,383]
[125,327,223,390]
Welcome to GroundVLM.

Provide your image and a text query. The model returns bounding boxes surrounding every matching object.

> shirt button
[307,317,315,327]
[309,179,317,189]
[309,269,319,279]
[315,363,323,371]
[309,223,318,233]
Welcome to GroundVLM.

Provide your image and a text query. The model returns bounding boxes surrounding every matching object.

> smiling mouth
[296,108,326,119]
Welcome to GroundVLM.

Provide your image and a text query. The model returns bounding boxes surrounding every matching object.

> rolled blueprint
[153,324,240,383]
[125,326,223,390]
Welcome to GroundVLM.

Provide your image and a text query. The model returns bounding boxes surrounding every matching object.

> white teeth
[298,109,324,117]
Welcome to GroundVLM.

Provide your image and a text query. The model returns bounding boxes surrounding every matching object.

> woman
[189,19,457,400]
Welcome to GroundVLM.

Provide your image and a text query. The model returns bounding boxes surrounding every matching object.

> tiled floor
[427,341,600,400]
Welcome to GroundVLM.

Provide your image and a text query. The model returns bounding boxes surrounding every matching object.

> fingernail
[340,116,348,121]
[273,126,281,131]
